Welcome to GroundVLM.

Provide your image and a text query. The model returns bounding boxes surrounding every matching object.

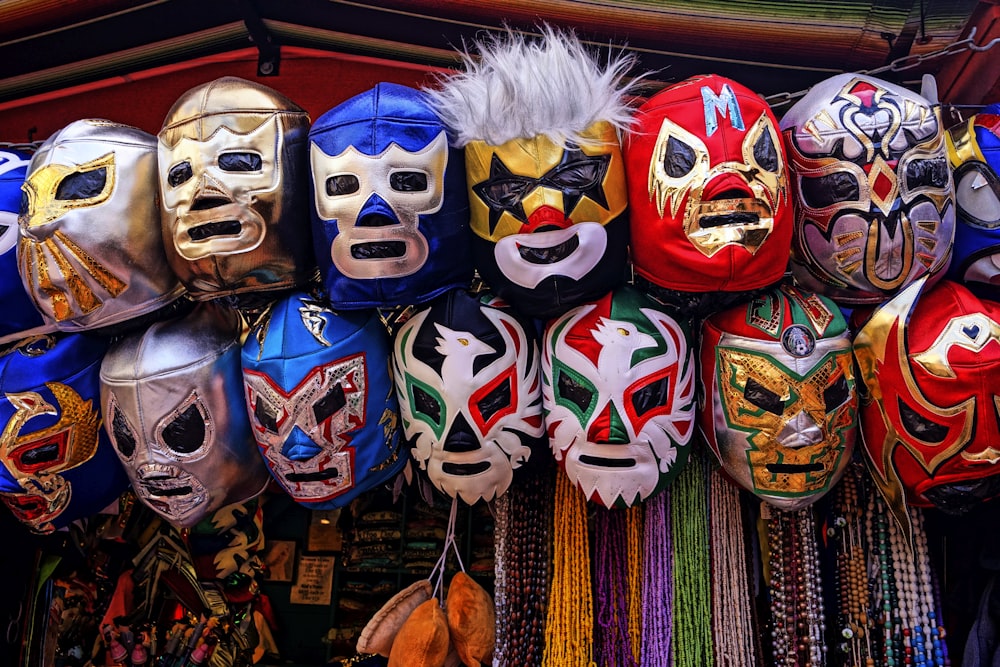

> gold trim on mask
[913,313,1000,379]
[946,118,985,168]
[648,112,785,257]
[20,153,115,228]
[465,121,626,241]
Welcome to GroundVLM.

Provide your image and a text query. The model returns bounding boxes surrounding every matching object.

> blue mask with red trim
[0,333,127,533]
[242,290,406,508]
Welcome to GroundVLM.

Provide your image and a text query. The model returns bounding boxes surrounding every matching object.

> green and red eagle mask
[542,286,696,508]
[699,285,857,510]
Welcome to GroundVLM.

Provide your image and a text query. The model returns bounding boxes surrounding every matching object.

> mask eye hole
[955,165,1000,228]
[111,405,137,458]
[905,157,948,190]
[631,376,669,417]
[744,377,784,415]
[162,403,206,454]
[253,395,280,434]
[477,178,533,209]
[823,374,851,412]
[326,174,360,196]
[546,156,604,190]
[412,385,442,424]
[752,129,779,172]
[477,377,512,422]
[219,152,262,172]
[167,162,193,188]
[898,398,949,443]
[557,370,593,413]
[313,383,347,424]
[390,171,428,192]
[56,167,107,200]
[663,136,697,178]
[799,172,860,209]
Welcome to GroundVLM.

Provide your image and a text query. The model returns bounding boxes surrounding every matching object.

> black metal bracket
[237,0,280,76]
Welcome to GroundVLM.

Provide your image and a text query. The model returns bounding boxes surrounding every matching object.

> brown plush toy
[446,572,496,667]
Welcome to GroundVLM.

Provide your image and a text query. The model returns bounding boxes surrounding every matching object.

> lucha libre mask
[424,27,636,320]
[241,291,406,508]
[542,286,696,508]
[945,105,1000,290]
[0,148,51,344]
[625,74,792,293]
[463,122,630,319]
[309,83,472,309]
[780,73,955,305]
[854,278,1000,514]
[393,289,546,504]
[18,120,185,332]
[158,77,314,301]
[100,302,270,528]
[0,334,128,534]
[699,285,857,510]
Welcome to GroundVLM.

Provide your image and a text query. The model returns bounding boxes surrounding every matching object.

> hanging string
[671,449,714,667]
[626,504,643,665]
[429,495,464,602]
[542,472,596,667]
[642,487,672,667]
[594,507,638,667]
[708,470,758,667]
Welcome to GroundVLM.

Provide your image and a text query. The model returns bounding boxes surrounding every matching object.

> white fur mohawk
[425,25,639,148]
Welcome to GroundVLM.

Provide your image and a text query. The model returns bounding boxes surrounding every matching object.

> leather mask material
[700,285,856,510]
[100,302,270,527]
[18,120,184,331]
[854,278,1000,514]
[393,289,545,504]
[780,73,955,305]
[543,286,696,508]
[309,83,472,309]
[0,334,127,534]
[626,75,792,292]
[465,121,629,319]
[159,77,314,300]
[242,291,406,509]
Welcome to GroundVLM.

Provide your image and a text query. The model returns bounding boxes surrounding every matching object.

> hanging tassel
[642,489,672,667]
[671,449,714,667]
[594,507,638,667]
[626,504,643,665]
[542,472,595,667]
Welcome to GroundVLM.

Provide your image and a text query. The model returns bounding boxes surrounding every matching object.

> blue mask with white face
[308,83,472,309]
[242,290,406,508]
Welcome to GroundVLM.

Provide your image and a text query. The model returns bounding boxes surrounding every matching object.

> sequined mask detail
[244,353,367,502]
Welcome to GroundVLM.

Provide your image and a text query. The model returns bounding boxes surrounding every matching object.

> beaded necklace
[497,467,552,666]
[626,505,643,666]
[542,472,595,667]
[672,449,714,667]
[708,468,758,667]
[764,504,827,667]
[595,507,639,667]
[641,487,673,667]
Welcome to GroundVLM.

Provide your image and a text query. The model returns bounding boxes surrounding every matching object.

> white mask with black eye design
[392,291,544,504]
[100,302,270,527]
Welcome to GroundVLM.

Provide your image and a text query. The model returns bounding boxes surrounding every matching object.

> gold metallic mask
[648,112,786,257]
[20,153,115,228]
[716,346,854,497]
[464,121,626,242]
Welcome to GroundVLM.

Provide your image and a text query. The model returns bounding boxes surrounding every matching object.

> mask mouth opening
[441,461,491,475]
[188,219,242,241]
[286,468,341,483]
[350,241,406,259]
[765,462,825,474]
[579,454,637,468]
[144,480,194,497]
[516,233,580,264]
[190,196,230,211]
